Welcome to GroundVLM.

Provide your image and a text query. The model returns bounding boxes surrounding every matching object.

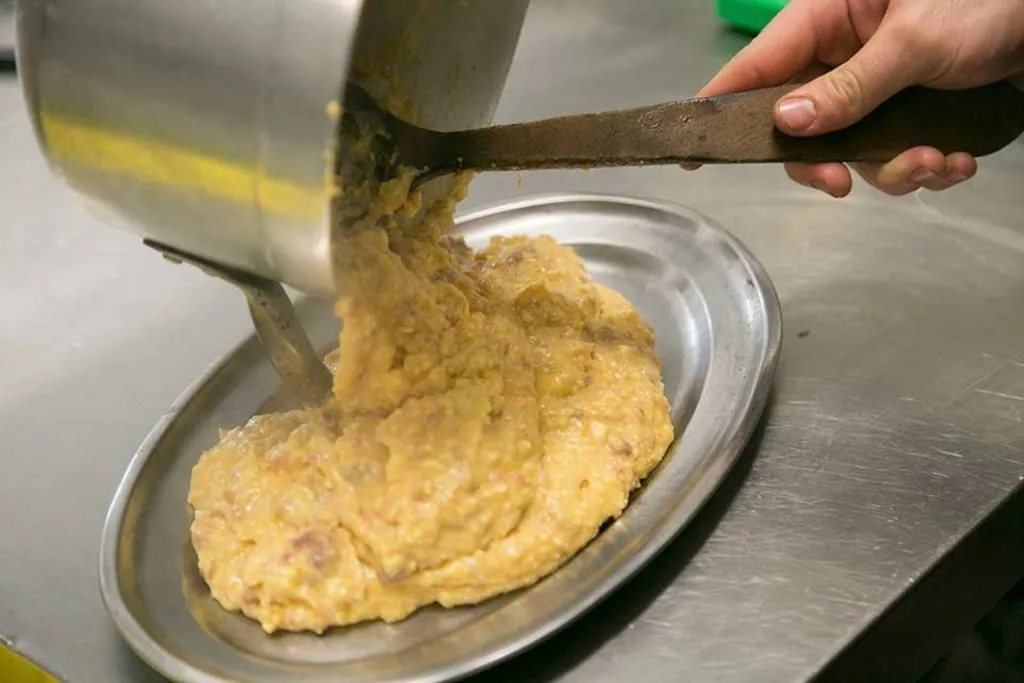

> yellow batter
[188,168,674,633]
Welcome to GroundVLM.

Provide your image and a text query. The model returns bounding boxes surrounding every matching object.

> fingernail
[947,169,967,183]
[810,181,831,196]
[777,97,816,132]
[910,168,937,184]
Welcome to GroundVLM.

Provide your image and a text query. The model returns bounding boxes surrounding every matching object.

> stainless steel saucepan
[16,0,531,298]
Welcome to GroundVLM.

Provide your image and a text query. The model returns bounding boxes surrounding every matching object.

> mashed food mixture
[188,170,674,633]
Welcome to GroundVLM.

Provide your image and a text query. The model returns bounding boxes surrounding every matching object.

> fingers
[944,152,978,184]
[852,147,947,195]
[784,162,853,198]
[787,150,977,198]
[850,149,977,195]
[683,2,821,172]
[773,22,927,136]
[682,65,835,172]
[695,1,819,99]
[695,151,976,197]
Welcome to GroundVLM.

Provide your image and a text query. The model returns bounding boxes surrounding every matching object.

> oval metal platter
[100,194,782,683]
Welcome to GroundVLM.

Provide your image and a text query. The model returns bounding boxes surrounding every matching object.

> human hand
[686,0,1024,197]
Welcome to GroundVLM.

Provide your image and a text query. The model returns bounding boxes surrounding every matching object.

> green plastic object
[716,0,787,34]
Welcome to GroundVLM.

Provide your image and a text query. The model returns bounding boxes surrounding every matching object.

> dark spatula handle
[439,82,1024,171]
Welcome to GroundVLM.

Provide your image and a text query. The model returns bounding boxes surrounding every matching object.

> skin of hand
[684,0,1024,197]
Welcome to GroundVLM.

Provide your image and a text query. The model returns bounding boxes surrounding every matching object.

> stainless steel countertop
[1,1,1022,682]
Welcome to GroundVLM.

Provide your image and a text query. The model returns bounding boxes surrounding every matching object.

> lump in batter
[187,172,674,633]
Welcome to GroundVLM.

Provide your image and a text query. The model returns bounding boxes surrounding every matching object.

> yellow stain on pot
[39,113,328,222]
[0,645,58,683]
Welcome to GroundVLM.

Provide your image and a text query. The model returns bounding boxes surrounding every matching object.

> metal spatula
[341,81,1024,188]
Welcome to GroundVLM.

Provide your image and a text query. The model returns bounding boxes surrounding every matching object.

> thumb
[774,27,921,136]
